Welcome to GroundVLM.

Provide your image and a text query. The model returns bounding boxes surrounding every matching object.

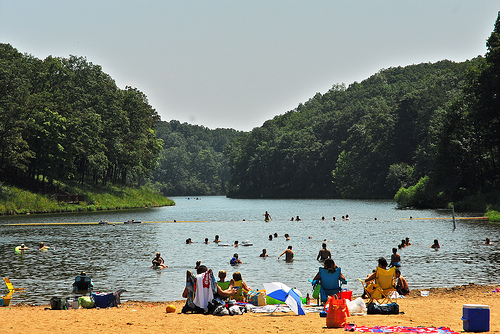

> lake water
[1,196,498,304]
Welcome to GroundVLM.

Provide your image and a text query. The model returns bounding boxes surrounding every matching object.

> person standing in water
[431,239,440,249]
[317,243,332,261]
[278,246,294,262]
[264,211,272,222]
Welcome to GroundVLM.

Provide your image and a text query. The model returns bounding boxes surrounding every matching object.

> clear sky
[1,1,498,131]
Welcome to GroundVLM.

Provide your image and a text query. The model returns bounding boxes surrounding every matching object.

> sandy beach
[1,284,497,334]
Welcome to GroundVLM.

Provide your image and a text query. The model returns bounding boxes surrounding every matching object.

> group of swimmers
[264,211,353,223]
[16,242,50,251]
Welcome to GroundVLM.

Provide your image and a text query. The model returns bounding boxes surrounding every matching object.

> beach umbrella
[263,282,305,315]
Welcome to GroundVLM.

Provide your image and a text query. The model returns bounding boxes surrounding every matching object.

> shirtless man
[395,269,410,295]
[278,245,294,262]
[317,243,332,261]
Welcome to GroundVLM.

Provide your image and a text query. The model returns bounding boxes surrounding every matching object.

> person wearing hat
[152,252,168,269]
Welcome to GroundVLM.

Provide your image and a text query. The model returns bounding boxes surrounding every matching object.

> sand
[1,284,498,334]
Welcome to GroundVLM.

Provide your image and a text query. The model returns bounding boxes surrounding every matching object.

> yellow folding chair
[4,278,25,293]
[358,266,397,305]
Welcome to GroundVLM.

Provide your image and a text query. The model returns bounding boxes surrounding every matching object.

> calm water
[1,196,498,304]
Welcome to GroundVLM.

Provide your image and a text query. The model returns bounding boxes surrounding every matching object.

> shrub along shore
[0,184,174,215]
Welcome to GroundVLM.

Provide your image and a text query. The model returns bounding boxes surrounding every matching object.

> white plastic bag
[347,297,367,316]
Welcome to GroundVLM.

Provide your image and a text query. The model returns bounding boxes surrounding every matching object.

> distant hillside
[150,120,244,196]
[225,58,488,202]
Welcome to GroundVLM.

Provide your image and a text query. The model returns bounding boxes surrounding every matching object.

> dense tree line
[224,13,500,208]
[396,12,500,209]
[225,12,500,209]
[150,120,243,196]
[0,44,162,190]
[225,59,479,199]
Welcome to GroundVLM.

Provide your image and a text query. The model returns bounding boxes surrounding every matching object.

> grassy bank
[0,183,174,215]
[486,210,500,222]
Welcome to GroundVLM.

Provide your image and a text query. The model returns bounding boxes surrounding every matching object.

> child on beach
[395,269,410,296]
[390,247,401,267]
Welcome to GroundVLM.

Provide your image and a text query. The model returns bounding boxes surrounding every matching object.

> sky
[1,1,498,131]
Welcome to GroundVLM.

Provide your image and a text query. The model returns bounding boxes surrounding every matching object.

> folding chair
[358,266,397,305]
[4,278,25,293]
[310,267,347,304]
[72,273,93,295]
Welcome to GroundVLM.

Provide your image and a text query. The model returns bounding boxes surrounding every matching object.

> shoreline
[1,284,498,333]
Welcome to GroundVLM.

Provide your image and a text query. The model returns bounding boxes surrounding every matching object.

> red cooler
[340,290,352,300]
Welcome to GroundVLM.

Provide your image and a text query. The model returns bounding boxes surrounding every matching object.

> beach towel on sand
[344,324,460,334]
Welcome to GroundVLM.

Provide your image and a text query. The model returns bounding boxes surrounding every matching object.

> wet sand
[1,284,498,334]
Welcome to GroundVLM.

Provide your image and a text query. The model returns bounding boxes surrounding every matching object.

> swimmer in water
[278,246,294,262]
[151,252,168,269]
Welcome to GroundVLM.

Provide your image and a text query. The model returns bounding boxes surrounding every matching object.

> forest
[1,12,499,213]
[151,120,242,196]
[224,13,500,211]
[0,43,162,192]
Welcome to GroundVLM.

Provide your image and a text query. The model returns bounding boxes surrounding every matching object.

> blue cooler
[462,304,489,332]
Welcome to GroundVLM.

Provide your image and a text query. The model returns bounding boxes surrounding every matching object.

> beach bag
[325,295,349,328]
[347,297,367,316]
[247,290,266,306]
[367,302,399,314]
[50,297,65,310]
[79,296,95,309]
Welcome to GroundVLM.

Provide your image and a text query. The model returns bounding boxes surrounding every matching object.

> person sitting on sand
[260,249,269,257]
[39,242,50,251]
[390,247,401,267]
[151,252,168,269]
[395,269,409,296]
[365,257,389,282]
[229,272,252,301]
[312,258,347,283]
[317,243,332,261]
[218,270,227,282]
[431,239,440,249]
[217,270,231,291]
[361,269,376,298]
[182,265,237,313]
[278,246,294,262]
[230,253,242,265]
